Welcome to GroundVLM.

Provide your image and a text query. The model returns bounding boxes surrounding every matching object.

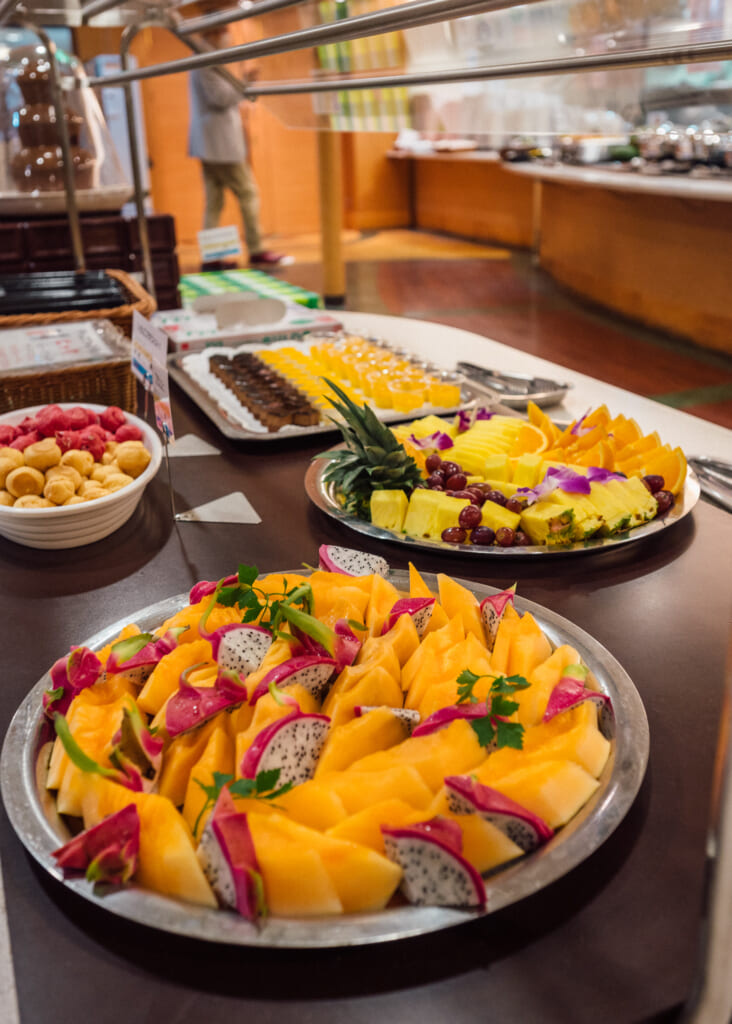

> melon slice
[315,706,409,776]
[408,563,435,600]
[517,644,581,727]
[255,843,343,916]
[156,599,241,644]
[401,615,464,695]
[158,716,221,806]
[507,612,553,679]
[346,719,485,792]
[489,604,521,675]
[365,574,402,637]
[137,639,214,715]
[248,812,402,913]
[81,777,216,908]
[183,724,235,837]
[324,668,404,729]
[426,791,525,873]
[477,759,600,828]
[94,623,141,666]
[326,798,421,853]
[437,573,486,645]
[319,765,434,813]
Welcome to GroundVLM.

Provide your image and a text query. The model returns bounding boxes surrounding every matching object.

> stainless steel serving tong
[688,456,732,514]
[456,362,571,408]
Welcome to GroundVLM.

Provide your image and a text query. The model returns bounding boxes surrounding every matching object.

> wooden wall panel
[539,182,732,356]
[342,133,409,230]
[414,157,534,248]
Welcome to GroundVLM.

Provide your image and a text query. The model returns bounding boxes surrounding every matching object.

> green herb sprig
[455,670,531,750]
[192,768,294,838]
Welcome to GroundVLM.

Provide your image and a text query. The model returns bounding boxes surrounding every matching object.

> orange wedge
[642,446,687,495]
[509,423,548,457]
[609,415,642,446]
[527,401,561,445]
[576,440,614,469]
[618,432,662,458]
[583,404,611,429]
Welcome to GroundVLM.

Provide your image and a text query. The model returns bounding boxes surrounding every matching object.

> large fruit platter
[1,547,649,947]
[306,386,699,557]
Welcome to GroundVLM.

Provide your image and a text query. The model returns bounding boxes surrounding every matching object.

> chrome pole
[21,20,85,273]
[120,21,156,303]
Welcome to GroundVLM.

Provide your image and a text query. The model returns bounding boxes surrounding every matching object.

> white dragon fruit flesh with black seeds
[196,789,264,921]
[354,705,421,734]
[381,818,486,908]
[212,624,273,675]
[249,655,337,706]
[445,776,553,853]
[240,711,330,787]
[318,544,389,577]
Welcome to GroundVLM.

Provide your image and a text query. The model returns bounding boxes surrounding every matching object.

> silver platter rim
[305,451,700,559]
[0,571,649,948]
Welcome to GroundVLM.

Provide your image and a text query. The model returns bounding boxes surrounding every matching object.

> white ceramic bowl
[0,404,162,549]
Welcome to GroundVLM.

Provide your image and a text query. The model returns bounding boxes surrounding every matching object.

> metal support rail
[89,35,732,93]
[84,0,545,88]
[80,0,131,23]
[176,0,306,36]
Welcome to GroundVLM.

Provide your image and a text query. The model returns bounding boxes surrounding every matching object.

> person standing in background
[188,23,289,267]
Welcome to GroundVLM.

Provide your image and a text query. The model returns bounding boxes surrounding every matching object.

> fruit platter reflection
[16,549,636,931]
[311,384,693,554]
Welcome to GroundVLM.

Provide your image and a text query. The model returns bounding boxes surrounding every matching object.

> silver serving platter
[1,573,649,948]
[167,350,487,443]
[306,452,700,558]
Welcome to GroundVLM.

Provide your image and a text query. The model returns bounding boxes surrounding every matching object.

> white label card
[198,225,242,263]
[131,311,175,443]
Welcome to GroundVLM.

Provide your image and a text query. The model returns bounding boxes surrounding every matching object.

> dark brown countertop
[1,389,731,1024]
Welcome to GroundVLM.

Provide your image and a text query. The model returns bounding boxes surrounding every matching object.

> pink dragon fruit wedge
[196,788,266,921]
[381,816,486,908]
[318,544,389,577]
[43,646,103,719]
[240,710,330,787]
[189,574,239,606]
[52,804,140,886]
[444,775,553,853]
[248,654,337,706]
[165,668,248,738]
[480,587,516,653]
[411,702,490,738]
[109,704,164,792]
[105,629,187,686]
[543,665,614,739]
[381,597,435,638]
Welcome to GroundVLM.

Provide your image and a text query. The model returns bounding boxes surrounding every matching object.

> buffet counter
[1,312,731,1024]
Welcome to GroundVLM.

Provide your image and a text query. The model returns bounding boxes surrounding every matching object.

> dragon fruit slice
[189,574,239,606]
[411,702,490,738]
[480,587,516,653]
[196,788,266,921]
[318,544,389,577]
[109,704,164,792]
[354,705,421,734]
[53,804,140,886]
[43,646,103,719]
[240,709,330,787]
[105,629,186,686]
[280,606,362,673]
[206,623,273,675]
[445,775,553,853]
[381,597,435,638]
[543,665,614,739]
[381,817,486,908]
[248,654,337,706]
[166,668,248,738]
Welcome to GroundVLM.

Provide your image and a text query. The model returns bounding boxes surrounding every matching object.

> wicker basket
[0,318,138,414]
[0,268,156,336]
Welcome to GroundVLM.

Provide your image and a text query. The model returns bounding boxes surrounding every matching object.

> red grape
[654,490,675,514]
[505,497,525,514]
[445,472,467,491]
[441,527,467,544]
[643,474,665,494]
[426,473,445,489]
[470,526,495,545]
[495,527,516,547]
[514,530,531,546]
[485,490,507,507]
[425,453,442,473]
[458,504,482,529]
[440,461,461,478]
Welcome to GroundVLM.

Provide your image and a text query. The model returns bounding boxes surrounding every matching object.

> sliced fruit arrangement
[318,387,684,549]
[44,548,614,921]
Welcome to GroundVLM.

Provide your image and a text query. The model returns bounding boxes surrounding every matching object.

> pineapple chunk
[370,489,409,531]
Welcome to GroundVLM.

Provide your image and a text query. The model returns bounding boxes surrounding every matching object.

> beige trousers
[201,160,262,255]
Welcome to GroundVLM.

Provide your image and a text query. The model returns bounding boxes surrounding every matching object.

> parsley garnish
[455,671,531,750]
[192,768,294,838]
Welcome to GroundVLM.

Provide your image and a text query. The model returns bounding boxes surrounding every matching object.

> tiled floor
[275,243,732,432]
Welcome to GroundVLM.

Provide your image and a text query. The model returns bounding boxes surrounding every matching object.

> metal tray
[167,346,488,442]
[1,572,649,948]
[457,362,572,409]
[306,452,700,558]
